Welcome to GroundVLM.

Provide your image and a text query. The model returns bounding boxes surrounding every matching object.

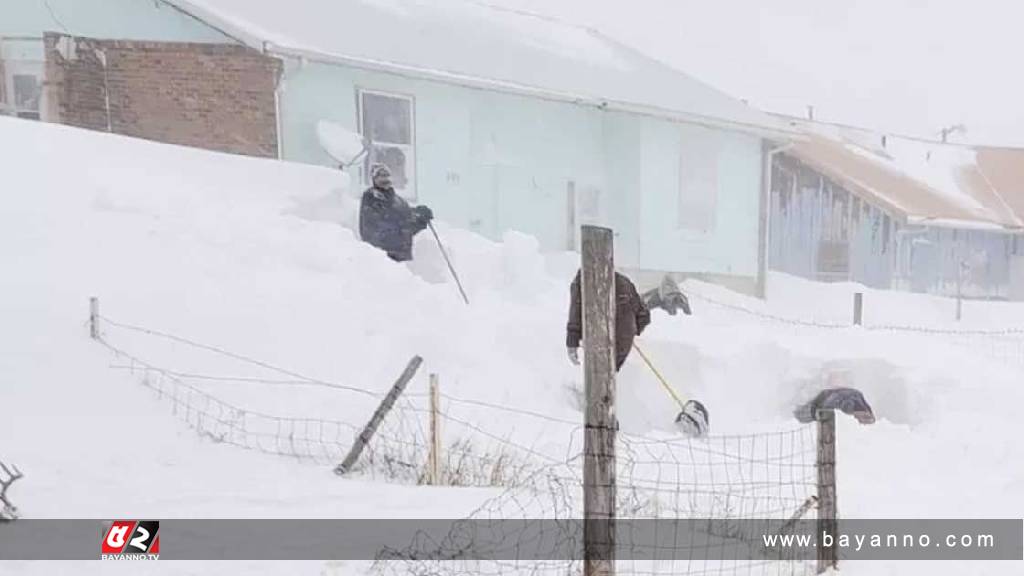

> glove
[567,347,580,366]
[414,205,434,223]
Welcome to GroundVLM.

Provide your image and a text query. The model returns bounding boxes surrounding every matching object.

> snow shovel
[632,342,709,436]
[428,222,470,305]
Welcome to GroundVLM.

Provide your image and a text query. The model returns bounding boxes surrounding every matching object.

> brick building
[43,34,280,157]
[2,1,280,158]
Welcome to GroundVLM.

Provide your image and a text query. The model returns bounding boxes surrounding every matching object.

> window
[358,89,415,198]
[1,38,44,120]
[678,138,718,232]
[12,74,41,119]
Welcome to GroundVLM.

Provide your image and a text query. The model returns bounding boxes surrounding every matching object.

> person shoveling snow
[564,270,709,436]
[631,343,710,436]
[565,269,650,371]
[359,164,435,262]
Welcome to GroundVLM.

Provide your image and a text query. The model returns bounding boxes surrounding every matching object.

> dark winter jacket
[359,186,431,262]
[566,270,651,371]
[794,388,875,424]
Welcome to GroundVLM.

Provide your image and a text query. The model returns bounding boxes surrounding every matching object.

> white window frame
[356,88,417,199]
[0,37,45,121]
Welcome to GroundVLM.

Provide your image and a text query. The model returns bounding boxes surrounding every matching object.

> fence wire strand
[686,289,1024,366]
[92,308,863,576]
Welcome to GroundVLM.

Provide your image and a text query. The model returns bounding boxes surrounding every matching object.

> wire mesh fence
[85,288,1022,574]
[376,427,820,576]
[96,314,557,487]
[92,304,833,575]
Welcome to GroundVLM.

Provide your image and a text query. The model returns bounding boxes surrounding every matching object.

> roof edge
[159,0,266,50]
[269,43,800,138]
[164,0,798,137]
[781,146,1022,232]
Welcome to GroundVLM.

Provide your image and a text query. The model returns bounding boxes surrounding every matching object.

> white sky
[488,0,1024,146]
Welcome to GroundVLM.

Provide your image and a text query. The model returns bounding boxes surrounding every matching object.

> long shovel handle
[428,222,470,305]
[632,342,688,411]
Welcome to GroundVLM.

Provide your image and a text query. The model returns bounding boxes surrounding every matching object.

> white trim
[267,43,798,140]
[273,57,285,160]
[160,1,796,137]
[906,216,1023,233]
[0,61,44,120]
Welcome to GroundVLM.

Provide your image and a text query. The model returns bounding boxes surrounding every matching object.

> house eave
[265,42,800,140]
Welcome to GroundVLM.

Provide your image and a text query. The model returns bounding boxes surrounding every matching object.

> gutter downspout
[93,47,113,133]
[266,41,286,160]
[757,141,794,299]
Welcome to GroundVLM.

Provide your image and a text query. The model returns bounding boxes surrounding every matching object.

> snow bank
[1,118,1021,574]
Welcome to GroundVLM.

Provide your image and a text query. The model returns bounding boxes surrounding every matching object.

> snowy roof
[778,116,1024,231]
[164,0,787,134]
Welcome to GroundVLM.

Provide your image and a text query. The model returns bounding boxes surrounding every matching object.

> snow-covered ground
[1,117,1021,574]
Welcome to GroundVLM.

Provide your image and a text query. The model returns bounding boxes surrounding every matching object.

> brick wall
[44,34,281,158]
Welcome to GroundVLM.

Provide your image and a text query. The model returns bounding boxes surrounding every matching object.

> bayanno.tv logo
[101,520,160,560]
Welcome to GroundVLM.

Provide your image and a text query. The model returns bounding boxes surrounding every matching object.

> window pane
[361,92,411,144]
[13,74,41,112]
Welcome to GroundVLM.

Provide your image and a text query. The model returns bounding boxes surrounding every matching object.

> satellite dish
[316,120,369,167]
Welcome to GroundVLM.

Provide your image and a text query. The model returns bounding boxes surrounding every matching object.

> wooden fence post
[426,373,442,485]
[581,225,616,576]
[816,409,838,574]
[334,356,423,476]
[89,297,100,339]
[852,292,863,326]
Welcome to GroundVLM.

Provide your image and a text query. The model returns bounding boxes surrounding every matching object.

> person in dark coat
[359,164,433,262]
[566,270,651,371]
[793,388,875,424]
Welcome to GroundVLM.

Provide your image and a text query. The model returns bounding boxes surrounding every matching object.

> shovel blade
[675,400,709,436]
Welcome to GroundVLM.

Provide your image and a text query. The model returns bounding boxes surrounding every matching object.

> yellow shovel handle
[632,342,688,411]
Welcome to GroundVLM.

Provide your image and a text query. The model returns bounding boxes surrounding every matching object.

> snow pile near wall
[1,118,1021,574]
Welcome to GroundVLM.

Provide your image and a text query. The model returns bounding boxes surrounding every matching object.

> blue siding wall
[770,154,1024,299]
[278,59,764,283]
[638,120,762,278]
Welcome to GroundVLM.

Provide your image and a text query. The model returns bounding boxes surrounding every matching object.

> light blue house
[2,0,794,294]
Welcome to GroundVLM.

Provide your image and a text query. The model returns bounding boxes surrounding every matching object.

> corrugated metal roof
[780,118,1024,231]
[164,0,788,134]
[974,147,1024,226]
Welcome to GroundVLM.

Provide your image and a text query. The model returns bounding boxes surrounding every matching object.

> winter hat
[371,163,392,180]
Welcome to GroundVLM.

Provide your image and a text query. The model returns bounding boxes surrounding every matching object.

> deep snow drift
[1,117,1022,574]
